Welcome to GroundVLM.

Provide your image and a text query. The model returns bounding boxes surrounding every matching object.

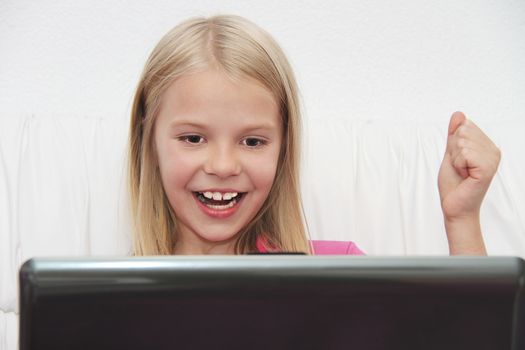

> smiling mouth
[193,192,246,210]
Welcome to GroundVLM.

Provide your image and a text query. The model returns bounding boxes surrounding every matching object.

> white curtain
[2,115,525,348]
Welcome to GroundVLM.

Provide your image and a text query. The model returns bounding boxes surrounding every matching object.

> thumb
[448,111,466,136]
[446,111,467,154]
[445,111,469,179]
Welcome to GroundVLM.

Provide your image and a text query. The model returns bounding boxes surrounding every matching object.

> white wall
[1,0,524,123]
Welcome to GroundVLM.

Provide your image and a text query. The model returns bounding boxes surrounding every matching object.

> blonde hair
[128,15,310,255]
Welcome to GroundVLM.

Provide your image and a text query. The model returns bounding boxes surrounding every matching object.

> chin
[197,229,240,244]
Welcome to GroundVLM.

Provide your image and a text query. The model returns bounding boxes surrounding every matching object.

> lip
[193,192,245,219]
[194,188,244,193]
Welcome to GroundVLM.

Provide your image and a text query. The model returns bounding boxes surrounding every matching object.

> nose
[203,143,242,178]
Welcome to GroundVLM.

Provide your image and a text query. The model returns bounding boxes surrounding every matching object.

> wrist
[444,215,487,256]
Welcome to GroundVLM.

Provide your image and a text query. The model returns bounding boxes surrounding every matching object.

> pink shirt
[309,240,365,255]
[256,239,365,255]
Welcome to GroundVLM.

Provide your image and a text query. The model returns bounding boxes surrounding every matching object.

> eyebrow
[169,121,206,130]
[169,120,279,132]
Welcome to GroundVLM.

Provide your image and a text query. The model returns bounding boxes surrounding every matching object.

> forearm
[444,215,487,256]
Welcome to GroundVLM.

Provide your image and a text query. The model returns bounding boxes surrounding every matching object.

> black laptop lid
[19,256,525,350]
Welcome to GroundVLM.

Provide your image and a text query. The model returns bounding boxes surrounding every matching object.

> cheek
[245,149,281,192]
[157,146,198,190]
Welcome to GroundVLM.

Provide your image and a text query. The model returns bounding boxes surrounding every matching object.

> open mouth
[193,191,245,210]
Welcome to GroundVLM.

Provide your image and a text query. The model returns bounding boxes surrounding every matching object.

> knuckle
[457,138,467,148]
[457,125,468,138]
[495,146,502,161]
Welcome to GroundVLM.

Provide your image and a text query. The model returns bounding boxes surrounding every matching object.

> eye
[178,135,205,145]
[242,137,266,148]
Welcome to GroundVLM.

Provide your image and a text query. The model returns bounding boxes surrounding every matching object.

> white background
[1,0,524,122]
[1,1,525,349]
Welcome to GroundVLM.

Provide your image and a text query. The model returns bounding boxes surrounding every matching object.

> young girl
[128,15,500,256]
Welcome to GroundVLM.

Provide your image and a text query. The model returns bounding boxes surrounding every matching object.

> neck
[173,236,238,255]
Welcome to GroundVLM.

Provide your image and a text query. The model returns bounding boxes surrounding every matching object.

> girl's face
[154,69,282,254]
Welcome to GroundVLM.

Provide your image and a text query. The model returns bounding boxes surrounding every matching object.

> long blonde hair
[128,15,309,255]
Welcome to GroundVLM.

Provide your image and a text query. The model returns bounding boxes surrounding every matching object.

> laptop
[19,256,525,350]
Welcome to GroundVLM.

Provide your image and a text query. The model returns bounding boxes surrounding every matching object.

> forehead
[157,69,281,129]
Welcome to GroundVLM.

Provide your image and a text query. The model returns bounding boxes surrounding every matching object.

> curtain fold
[1,115,524,350]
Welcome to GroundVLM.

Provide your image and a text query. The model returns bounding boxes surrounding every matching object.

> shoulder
[309,240,365,256]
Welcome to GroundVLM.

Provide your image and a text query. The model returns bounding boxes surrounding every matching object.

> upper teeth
[202,191,239,201]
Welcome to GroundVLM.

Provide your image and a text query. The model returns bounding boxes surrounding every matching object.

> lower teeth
[205,200,237,210]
